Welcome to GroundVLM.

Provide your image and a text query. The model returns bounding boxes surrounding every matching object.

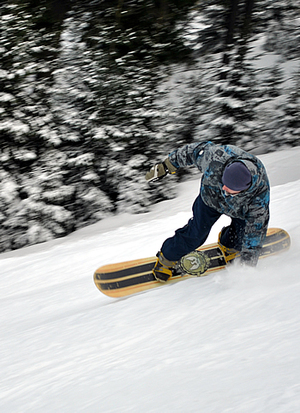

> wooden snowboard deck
[94,228,290,298]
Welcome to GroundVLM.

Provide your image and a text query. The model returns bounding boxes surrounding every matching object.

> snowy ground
[1,147,300,413]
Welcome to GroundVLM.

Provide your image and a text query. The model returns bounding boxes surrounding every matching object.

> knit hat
[222,161,252,191]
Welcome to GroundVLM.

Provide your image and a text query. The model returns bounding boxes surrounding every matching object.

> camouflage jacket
[168,141,270,264]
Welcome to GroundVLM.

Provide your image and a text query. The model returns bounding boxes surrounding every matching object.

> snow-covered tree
[281,68,300,147]
[0,2,76,251]
[53,2,192,213]
[0,0,299,252]
[261,0,300,60]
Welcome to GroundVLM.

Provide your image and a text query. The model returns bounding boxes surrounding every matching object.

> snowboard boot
[153,251,177,282]
[218,230,239,263]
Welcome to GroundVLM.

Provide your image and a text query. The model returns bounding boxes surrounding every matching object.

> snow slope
[1,147,300,413]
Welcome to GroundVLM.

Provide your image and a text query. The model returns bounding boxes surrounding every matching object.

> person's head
[222,161,252,195]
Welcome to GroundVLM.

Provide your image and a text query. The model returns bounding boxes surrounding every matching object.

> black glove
[240,250,259,267]
[145,158,177,182]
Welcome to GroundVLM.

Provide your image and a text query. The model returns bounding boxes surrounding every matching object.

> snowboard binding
[178,250,211,276]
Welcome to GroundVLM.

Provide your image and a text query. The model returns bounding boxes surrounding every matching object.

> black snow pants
[161,194,246,262]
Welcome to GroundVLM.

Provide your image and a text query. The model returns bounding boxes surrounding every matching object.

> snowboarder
[145,141,270,282]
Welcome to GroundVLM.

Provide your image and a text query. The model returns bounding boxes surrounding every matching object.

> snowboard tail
[94,228,290,298]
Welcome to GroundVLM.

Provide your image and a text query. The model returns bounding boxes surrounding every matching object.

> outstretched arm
[145,141,213,182]
[168,141,211,171]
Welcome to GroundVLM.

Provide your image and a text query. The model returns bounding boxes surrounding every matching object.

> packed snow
[1,147,300,413]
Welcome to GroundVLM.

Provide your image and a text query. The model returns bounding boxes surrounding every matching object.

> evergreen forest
[0,0,299,252]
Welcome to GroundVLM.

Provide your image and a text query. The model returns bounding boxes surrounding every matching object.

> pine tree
[54,1,196,214]
[282,68,300,147]
[262,0,300,60]
[1,0,298,252]
[170,1,260,148]
[249,0,300,150]
[0,2,75,251]
[51,12,114,226]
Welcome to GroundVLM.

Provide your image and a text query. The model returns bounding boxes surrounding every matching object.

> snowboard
[94,228,290,298]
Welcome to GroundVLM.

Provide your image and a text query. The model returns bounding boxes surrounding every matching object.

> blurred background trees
[0,0,299,251]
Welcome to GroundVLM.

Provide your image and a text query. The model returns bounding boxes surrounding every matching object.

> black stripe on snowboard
[96,261,155,281]
[96,231,289,292]
[261,233,290,255]
[264,229,288,244]
[97,249,226,291]
[96,247,224,282]
[98,273,155,290]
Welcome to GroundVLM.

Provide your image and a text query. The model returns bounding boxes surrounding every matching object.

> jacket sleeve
[240,191,270,266]
[168,141,213,172]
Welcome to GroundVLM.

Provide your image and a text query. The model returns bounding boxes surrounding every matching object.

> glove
[240,250,259,267]
[145,158,177,182]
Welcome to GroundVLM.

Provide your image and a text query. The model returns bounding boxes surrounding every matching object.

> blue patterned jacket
[168,141,270,264]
